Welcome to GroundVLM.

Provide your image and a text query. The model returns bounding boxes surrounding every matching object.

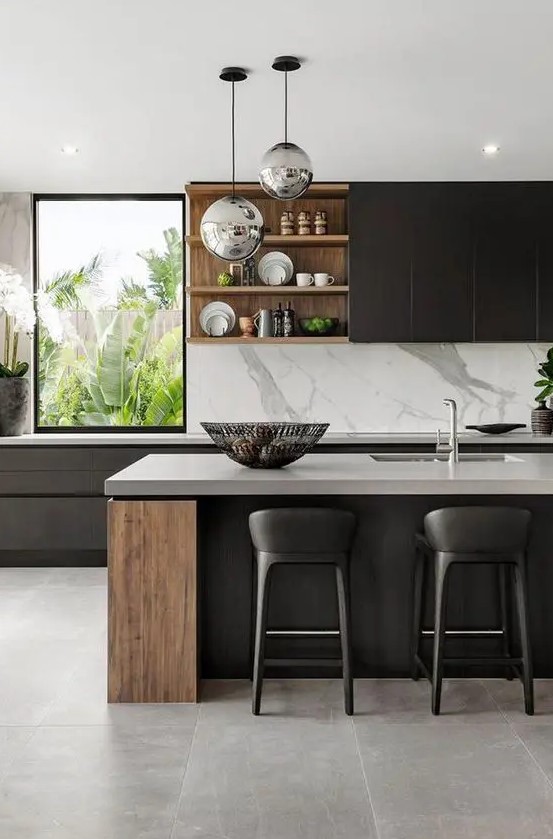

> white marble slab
[105,452,553,496]
[187,342,548,433]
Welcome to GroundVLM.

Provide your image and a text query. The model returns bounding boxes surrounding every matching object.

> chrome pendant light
[201,68,264,261]
[259,56,313,200]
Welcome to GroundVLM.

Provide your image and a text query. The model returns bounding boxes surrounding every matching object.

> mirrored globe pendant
[201,67,264,261]
[259,56,313,200]
[200,194,264,261]
[259,142,313,200]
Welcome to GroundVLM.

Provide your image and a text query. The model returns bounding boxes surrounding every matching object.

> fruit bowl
[200,422,329,468]
[298,317,339,337]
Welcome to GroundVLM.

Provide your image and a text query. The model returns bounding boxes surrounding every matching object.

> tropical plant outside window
[35,198,184,429]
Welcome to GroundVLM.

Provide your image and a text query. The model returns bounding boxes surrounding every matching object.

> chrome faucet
[440,398,459,464]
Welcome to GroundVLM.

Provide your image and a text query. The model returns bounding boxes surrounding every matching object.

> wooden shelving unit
[185,234,348,248]
[187,336,349,345]
[185,182,350,342]
[187,285,349,297]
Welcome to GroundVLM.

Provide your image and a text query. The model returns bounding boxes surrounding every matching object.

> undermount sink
[370,453,522,463]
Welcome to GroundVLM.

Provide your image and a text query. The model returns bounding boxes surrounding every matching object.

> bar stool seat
[412,506,534,715]
[249,508,357,716]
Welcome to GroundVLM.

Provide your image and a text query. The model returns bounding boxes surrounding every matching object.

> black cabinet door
[349,183,473,342]
[473,183,538,341]
[534,184,553,341]
[411,184,474,342]
[349,183,413,342]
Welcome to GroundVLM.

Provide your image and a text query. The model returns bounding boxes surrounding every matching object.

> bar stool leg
[411,543,426,681]
[335,560,353,716]
[432,556,452,716]
[513,559,534,716]
[252,555,274,716]
[498,564,514,680]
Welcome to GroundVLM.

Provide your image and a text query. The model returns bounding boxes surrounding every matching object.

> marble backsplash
[186,342,550,433]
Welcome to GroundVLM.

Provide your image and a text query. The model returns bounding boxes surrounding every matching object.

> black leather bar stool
[412,506,533,715]
[249,508,357,716]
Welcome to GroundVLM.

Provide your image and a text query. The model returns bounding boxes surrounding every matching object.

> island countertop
[105,451,553,496]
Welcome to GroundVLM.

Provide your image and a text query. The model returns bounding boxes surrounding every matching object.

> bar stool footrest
[264,657,343,668]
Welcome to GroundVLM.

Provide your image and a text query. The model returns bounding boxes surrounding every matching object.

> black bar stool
[412,506,533,715]
[249,508,357,716]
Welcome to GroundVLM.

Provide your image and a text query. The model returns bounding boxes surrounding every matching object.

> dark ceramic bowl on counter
[200,422,329,468]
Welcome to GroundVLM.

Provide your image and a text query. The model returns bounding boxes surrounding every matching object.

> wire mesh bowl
[201,422,329,468]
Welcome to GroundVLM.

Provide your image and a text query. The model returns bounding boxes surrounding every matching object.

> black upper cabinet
[473,183,537,341]
[349,183,413,342]
[349,181,553,343]
[411,184,473,342]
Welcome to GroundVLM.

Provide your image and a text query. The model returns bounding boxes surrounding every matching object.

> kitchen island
[106,452,553,702]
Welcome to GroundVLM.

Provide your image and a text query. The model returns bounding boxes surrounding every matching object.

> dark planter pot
[531,400,553,436]
[0,378,29,436]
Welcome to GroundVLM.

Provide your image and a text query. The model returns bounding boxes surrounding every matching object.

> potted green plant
[0,265,35,435]
[533,347,553,435]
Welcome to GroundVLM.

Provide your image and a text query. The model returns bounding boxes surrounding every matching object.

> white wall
[187,342,547,433]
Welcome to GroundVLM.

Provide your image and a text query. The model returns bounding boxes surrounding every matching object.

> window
[34,196,184,430]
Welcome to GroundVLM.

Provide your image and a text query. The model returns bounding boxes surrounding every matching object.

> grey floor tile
[172,713,377,839]
[0,567,51,588]
[42,567,107,588]
[353,678,504,723]
[378,813,553,839]
[0,638,85,725]
[484,678,553,723]
[355,722,553,826]
[0,727,36,779]
[512,723,553,783]
[200,679,346,722]
[11,584,107,641]
[0,724,195,839]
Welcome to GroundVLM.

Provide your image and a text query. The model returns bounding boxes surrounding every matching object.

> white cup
[296,273,314,287]
[314,273,335,287]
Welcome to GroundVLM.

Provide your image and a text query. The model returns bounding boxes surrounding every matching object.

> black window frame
[32,193,186,434]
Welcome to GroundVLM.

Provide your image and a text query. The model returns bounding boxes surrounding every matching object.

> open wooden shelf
[187,336,349,345]
[185,182,349,198]
[186,285,349,296]
[185,234,348,248]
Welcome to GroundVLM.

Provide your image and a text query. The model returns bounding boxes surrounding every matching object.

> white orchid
[0,265,35,374]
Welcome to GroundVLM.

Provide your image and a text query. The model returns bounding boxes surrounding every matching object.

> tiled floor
[1,569,553,837]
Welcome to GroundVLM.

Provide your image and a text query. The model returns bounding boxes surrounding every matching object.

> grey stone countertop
[105,451,553,496]
[0,430,550,446]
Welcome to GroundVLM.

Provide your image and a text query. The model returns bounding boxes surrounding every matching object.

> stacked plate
[258,252,294,286]
[199,302,236,337]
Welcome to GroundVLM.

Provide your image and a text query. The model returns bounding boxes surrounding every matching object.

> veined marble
[186,342,550,433]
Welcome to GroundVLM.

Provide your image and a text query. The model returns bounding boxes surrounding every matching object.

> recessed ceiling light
[482,144,500,156]
[61,144,79,155]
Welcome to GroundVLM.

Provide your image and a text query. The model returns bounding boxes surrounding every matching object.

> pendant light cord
[231,81,236,199]
[284,70,288,145]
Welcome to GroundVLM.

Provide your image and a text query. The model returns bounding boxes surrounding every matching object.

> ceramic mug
[239,316,255,338]
[296,273,314,287]
[313,273,335,287]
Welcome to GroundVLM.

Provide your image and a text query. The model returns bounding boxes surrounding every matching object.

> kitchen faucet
[436,398,459,464]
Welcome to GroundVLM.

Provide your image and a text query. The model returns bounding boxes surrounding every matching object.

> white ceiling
[2,0,553,192]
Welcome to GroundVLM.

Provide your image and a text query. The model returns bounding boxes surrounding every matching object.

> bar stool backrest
[249,508,356,554]
[424,506,531,554]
